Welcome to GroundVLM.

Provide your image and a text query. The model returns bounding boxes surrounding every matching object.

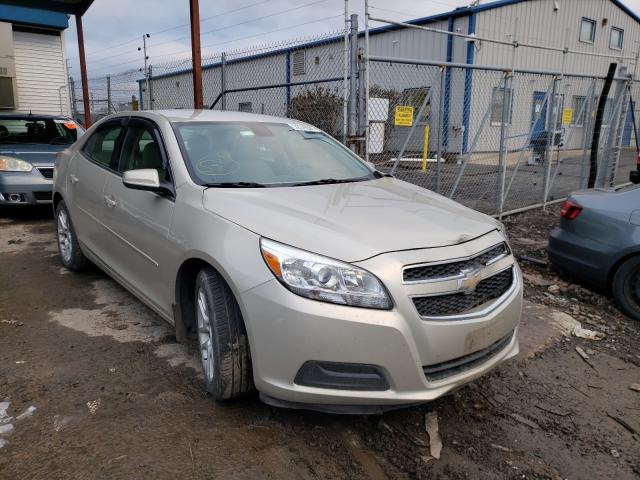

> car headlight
[260,238,392,309]
[0,156,33,172]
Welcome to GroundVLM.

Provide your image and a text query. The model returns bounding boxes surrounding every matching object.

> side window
[82,124,123,168]
[119,124,171,183]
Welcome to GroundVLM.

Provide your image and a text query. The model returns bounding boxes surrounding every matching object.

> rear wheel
[195,268,253,399]
[612,256,640,321]
[56,200,88,272]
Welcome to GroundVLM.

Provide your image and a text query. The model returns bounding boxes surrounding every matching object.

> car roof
[0,112,71,120]
[119,109,317,128]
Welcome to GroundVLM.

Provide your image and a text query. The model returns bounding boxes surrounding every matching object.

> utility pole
[138,34,150,109]
[189,0,204,109]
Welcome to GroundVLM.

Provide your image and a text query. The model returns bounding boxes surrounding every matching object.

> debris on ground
[510,413,540,429]
[575,346,596,369]
[86,400,101,415]
[552,312,604,340]
[16,406,36,421]
[424,411,442,459]
[629,384,640,392]
[607,412,638,436]
[491,443,513,452]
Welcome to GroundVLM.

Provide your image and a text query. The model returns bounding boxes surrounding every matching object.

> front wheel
[195,268,253,400]
[56,200,88,272]
[612,256,640,321]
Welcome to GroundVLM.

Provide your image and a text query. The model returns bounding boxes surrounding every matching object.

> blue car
[548,175,640,321]
[0,113,84,206]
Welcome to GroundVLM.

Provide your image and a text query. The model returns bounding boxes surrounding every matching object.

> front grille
[423,330,514,381]
[33,191,53,201]
[403,243,510,283]
[412,268,513,318]
[37,167,54,179]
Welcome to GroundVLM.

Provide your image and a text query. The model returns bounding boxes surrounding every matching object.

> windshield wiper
[291,178,366,187]
[204,181,267,188]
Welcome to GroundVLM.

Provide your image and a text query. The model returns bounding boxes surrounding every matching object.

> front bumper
[0,170,53,205]
[240,231,522,407]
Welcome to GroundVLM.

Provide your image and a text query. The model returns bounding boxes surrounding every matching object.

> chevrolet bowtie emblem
[457,268,482,294]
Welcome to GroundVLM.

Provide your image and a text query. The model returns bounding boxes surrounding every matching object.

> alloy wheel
[57,209,72,264]
[196,288,215,383]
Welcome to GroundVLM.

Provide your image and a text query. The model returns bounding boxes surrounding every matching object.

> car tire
[612,256,640,321]
[55,200,88,272]
[195,267,253,400]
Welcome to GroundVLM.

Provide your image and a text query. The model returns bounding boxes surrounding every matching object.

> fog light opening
[6,193,25,203]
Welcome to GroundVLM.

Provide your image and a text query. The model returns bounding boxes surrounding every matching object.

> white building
[144,0,640,153]
[0,5,71,116]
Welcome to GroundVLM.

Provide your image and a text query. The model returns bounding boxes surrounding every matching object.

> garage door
[13,29,70,116]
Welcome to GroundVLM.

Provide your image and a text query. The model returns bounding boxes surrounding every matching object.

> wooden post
[189,0,203,109]
[75,15,91,127]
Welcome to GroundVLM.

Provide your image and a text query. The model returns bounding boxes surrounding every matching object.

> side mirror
[123,169,168,194]
[631,170,640,185]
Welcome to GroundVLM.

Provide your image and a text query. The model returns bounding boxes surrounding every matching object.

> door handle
[104,195,116,208]
[69,174,79,184]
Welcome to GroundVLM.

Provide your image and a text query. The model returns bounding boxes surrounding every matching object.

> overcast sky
[64,0,640,80]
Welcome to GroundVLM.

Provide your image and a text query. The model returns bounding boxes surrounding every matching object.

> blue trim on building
[0,5,68,30]
[442,16,454,147]
[285,51,291,107]
[462,13,476,154]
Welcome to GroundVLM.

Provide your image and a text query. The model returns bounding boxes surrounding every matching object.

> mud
[1,205,638,479]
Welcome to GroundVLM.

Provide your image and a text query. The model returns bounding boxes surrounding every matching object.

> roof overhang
[0,0,94,16]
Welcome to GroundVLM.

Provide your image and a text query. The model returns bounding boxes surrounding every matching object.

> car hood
[202,178,498,262]
[0,144,69,166]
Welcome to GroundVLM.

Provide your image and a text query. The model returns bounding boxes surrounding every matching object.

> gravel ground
[0,205,639,480]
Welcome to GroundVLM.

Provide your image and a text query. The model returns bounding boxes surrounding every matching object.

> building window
[491,87,513,126]
[238,102,252,113]
[572,96,586,126]
[292,51,306,76]
[610,27,624,50]
[579,18,596,43]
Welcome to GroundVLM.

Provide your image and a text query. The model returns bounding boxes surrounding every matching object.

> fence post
[542,75,558,207]
[342,0,349,143]
[221,52,227,111]
[148,65,153,110]
[436,65,445,194]
[599,70,627,187]
[106,75,112,114]
[348,14,358,139]
[357,49,367,157]
[364,0,370,162]
[579,81,596,188]
[497,71,511,217]
[69,77,77,120]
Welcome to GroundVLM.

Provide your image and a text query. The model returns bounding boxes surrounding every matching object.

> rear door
[66,119,126,261]
[101,117,176,316]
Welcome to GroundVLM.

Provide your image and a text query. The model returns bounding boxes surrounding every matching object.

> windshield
[174,122,374,187]
[0,117,83,145]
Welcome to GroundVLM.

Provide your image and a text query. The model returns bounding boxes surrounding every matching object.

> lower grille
[33,191,53,201]
[423,330,514,381]
[37,167,54,179]
[413,268,513,318]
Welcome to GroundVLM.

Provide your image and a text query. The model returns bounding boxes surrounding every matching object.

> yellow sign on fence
[394,106,414,127]
[562,108,573,125]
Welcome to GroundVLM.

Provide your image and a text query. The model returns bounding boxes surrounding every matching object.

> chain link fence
[71,11,639,217]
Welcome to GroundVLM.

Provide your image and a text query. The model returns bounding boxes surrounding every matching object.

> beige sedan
[53,110,522,413]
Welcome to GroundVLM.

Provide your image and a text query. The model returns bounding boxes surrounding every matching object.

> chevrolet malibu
[53,110,522,413]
